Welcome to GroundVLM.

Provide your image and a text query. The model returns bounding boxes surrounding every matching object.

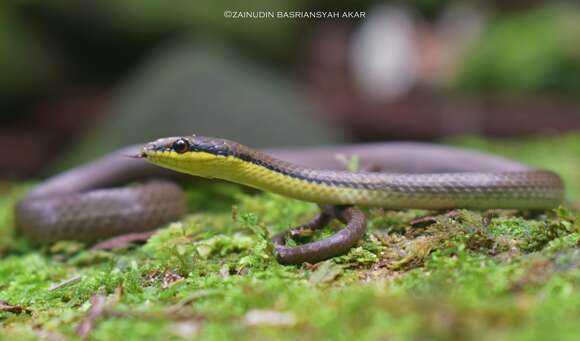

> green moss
[1,134,579,340]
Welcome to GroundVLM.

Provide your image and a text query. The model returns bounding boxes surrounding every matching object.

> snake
[15,135,564,264]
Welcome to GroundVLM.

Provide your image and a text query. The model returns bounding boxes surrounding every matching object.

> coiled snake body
[15,135,564,264]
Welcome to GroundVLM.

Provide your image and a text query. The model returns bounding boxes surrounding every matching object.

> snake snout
[136,144,151,159]
[142,141,163,157]
[143,137,185,155]
[143,142,155,151]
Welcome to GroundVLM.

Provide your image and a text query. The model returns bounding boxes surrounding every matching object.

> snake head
[140,135,241,179]
[142,136,192,155]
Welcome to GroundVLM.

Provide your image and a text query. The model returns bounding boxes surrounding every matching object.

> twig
[48,275,82,292]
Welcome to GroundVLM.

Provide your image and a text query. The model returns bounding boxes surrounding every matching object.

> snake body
[141,136,563,210]
[15,135,564,263]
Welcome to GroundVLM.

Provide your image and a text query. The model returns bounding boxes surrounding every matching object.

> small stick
[48,275,82,292]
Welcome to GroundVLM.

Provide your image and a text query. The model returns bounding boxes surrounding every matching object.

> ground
[0,134,579,341]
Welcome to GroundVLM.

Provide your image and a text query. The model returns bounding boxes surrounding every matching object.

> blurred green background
[0,0,579,177]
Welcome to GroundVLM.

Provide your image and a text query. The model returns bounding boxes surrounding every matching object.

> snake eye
[172,139,189,154]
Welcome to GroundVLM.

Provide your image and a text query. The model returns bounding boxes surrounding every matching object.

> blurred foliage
[411,0,450,20]
[98,0,302,54]
[0,0,306,95]
[4,0,580,99]
[456,5,580,96]
[0,4,54,95]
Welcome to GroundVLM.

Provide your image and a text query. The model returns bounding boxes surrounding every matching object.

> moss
[0,134,579,340]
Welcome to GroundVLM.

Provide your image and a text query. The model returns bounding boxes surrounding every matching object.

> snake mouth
[124,153,146,159]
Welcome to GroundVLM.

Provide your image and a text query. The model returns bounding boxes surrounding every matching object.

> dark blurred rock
[52,39,347,172]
